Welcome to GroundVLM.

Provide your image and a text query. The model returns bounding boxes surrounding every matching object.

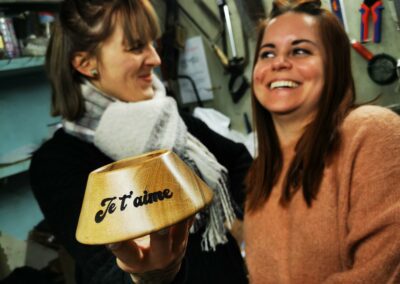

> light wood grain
[76,149,213,245]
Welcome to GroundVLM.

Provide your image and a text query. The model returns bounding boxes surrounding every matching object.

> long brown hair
[246,0,356,211]
[46,0,160,121]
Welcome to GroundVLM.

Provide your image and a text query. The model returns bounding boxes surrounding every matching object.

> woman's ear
[72,52,98,78]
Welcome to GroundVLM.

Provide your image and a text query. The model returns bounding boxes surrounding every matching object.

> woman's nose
[145,44,161,67]
[271,55,292,71]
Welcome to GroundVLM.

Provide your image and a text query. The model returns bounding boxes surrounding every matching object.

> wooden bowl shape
[76,149,214,245]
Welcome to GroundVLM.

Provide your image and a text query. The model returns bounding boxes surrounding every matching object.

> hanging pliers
[360,0,384,43]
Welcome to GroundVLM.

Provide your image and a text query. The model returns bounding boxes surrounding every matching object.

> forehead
[109,7,158,44]
[262,12,319,44]
[100,15,125,47]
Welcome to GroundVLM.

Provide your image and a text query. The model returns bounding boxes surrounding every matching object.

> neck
[271,107,317,149]
[272,114,311,149]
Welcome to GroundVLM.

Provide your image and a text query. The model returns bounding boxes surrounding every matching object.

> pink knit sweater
[244,105,400,283]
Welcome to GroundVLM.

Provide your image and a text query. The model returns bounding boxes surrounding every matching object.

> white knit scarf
[63,77,237,251]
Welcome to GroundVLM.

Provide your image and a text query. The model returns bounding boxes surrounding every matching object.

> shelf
[0,56,45,72]
[0,0,62,3]
[0,159,30,180]
[0,1,61,13]
[0,71,56,180]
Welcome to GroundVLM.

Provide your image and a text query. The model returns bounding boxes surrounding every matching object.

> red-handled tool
[351,39,398,85]
[360,0,384,43]
[351,40,374,60]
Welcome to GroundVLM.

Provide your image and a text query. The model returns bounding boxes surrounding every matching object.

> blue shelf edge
[0,159,30,180]
[0,57,45,72]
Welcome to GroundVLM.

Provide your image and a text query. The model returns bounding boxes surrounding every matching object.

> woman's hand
[107,216,194,283]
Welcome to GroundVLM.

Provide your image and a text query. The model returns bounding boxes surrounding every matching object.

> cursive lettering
[94,189,174,223]
[95,197,117,223]
[119,191,133,211]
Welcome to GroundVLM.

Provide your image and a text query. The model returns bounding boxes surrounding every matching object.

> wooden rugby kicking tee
[75,149,213,245]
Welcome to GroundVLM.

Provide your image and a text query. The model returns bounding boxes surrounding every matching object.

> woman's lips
[139,74,152,83]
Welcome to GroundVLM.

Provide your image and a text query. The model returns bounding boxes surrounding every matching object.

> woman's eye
[259,51,274,59]
[293,48,311,56]
[127,43,145,53]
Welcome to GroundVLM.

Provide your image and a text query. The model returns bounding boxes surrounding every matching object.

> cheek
[253,64,265,84]
[310,67,324,99]
[300,60,324,81]
[253,63,270,91]
[252,83,266,108]
[252,66,269,103]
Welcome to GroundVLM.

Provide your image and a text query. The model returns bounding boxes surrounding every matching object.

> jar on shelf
[0,15,21,58]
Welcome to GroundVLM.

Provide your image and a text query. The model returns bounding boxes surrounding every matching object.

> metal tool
[330,0,349,32]
[178,1,248,103]
[360,0,384,43]
[218,0,238,58]
[216,0,249,103]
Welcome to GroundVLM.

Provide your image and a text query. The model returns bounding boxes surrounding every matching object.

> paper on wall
[178,36,214,104]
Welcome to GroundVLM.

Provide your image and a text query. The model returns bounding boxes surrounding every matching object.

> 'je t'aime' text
[95,189,173,223]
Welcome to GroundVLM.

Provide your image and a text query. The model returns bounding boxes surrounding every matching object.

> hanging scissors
[360,0,384,43]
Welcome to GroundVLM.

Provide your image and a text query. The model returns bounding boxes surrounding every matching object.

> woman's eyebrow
[259,43,275,49]
[292,39,318,46]
[259,38,318,51]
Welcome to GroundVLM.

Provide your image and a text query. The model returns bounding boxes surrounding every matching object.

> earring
[90,69,98,77]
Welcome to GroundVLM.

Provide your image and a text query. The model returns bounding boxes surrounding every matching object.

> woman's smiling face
[253,12,325,123]
[93,16,161,102]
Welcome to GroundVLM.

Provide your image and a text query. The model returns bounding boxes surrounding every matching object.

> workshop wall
[152,0,256,133]
[318,0,400,107]
[152,0,400,133]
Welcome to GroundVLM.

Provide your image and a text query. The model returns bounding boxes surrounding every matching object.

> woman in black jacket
[30,0,251,283]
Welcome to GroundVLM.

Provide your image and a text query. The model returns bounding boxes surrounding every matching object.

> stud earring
[90,69,98,77]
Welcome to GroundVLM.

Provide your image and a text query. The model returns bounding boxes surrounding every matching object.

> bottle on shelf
[0,32,5,59]
[0,14,21,59]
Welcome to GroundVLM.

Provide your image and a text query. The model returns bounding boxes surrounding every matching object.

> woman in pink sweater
[244,0,400,283]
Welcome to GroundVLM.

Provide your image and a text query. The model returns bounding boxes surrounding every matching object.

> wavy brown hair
[246,0,356,211]
[46,0,160,121]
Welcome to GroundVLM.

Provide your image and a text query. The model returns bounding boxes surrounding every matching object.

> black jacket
[30,113,251,284]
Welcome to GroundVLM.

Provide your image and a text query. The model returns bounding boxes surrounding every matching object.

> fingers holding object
[107,216,194,273]
[170,216,194,252]
[149,227,172,264]
[107,239,146,273]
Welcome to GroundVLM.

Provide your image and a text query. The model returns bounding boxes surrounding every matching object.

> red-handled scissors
[360,0,384,43]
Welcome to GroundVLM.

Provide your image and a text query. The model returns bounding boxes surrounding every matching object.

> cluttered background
[0,0,399,282]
